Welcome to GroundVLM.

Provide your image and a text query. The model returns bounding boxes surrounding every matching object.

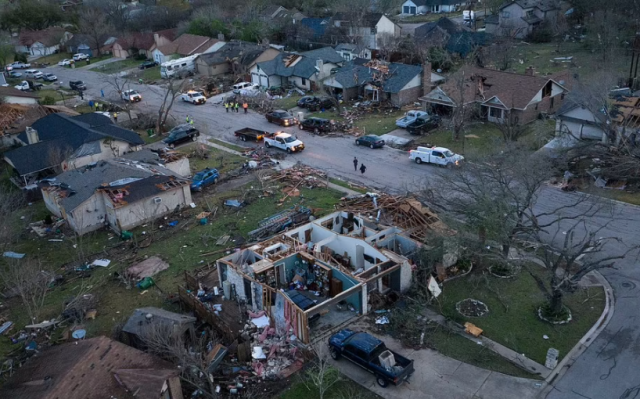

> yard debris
[464,322,483,337]
[375,316,390,325]
[216,235,231,245]
[248,206,312,241]
[91,259,110,267]
[224,199,244,208]
[0,321,13,335]
[3,252,25,259]
[126,256,169,279]
[273,165,328,189]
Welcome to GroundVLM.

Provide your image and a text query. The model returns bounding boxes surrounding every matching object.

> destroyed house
[41,158,191,235]
[0,336,183,399]
[203,211,421,344]
[122,307,197,349]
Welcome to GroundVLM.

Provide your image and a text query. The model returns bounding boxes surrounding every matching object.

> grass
[0,179,345,352]
[176,144,246,174]
[328,177,367,194]
[394,13,445,23]
[90,58,140,74]
[280,374,382,399]
[580,183,640,206]
[138,66,161,82]
[208,137,250,153]
[435,267,605,365]
[274,95,303,111]
[355,110,404,136]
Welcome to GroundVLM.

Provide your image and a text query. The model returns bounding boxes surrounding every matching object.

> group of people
[353,157,366,174]
[224,100,249,114]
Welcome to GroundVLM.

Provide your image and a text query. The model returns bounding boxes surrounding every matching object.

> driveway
[48,64,640,399]
[329,328,544,399]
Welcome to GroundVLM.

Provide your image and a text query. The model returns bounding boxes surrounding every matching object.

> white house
[0,87,39,105]
[334,43,371,61]
[16,27,72,56]
[250,47,343,91]
[151,34,224,65]
[400,0,468,16]
[332,13,401,50]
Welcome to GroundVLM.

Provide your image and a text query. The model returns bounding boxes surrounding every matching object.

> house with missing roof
[332,13,401,51]
[323,59,444,106]
[122,307,197,349]
[400,0,468,15]
[151,34,224,65]
[485,0,561,39]
[334,43,371,61]
[3,113,144,186]
[0,87,40,105]
[250,47,344,90]
[195,41,280,78]
[0,336,184,399]
[420,65,568,124]
[41,157,191,235]
[15,27,72,56]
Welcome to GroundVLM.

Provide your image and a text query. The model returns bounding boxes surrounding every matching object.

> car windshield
[283,136,296,143]
[128,90,139,95]
[75,81,84,85]
[443,150,454,157]
[193,173,204,181]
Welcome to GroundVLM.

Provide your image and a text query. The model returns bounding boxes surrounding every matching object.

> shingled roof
[0,336,179,399]
[197,41,267,66]
[157,34,218,56]
[329,61,423,93]
[5,113,143,176]
[256,47,342,79]
[19,27,67,47]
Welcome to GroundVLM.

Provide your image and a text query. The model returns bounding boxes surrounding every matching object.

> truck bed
[234,127,266,141]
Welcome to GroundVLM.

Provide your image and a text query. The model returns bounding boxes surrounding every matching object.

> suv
[42,73,57,82]
[69,80,87,91]
[297,96,334,111]
[122,89,142,102]
[162,124,200,147]
[139,60,157,69]
[232,82,255,93]
[24,69,43,79]
[265,110,297,127]
[406,116,440,135]
[190,168,219,191]
[298,117,333,133]
[73,53,89,61]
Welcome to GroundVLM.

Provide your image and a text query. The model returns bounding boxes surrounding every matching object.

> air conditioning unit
[153,197,162,204]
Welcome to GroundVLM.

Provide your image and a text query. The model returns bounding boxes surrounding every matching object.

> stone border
[444,261,474,282]
[488,264,519,279]
[537,306,573,324]
[456,298,489,318]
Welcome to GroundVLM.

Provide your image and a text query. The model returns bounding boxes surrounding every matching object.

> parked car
[355,135,385,149]
[58,59,74,66]
[73,53,89,61]
[42,73,57,82]
[24,69,43,79]
[162,124,200,147]
[328,329,414,388]
[8,61,31,69]
[181,90,207,105]
[139,60,157,69]
[298,117,333,134]
[265,110,297,127]
[409,146,464,167]
[395,110,428,128]
[8,70,23,78]
[14,80,42,91]
[406,116,440,135]
[69,80,87,91]
[121,89,142,102]
[307,97,335,111]
[190,168,219,192]
[232,82,256,93]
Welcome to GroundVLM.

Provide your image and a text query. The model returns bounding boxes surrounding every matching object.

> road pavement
[49,65,640,399]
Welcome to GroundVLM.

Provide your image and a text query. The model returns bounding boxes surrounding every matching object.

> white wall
[68,194,107,235]
[2,96,38,105]
[400,74,421,91]
[288,76,311,90]
[376,16,399,37]
[201,41,226,54]
[165,157,190,177]
[529,82,565,104]
[112,185,191,232]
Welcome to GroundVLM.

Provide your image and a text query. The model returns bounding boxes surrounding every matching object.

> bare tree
[308,344,342,399]
[103,74,135,121]
[528,220,638,317]
[138,322,220,398]
[449,69,472,142]
[148,78,189,133]
[0,189,25,250]
[0,258,50,323]
[78,7,112,57]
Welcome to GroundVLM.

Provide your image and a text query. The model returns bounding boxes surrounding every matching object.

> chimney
[217,33,225,41]
[26,126,39,145]
[525,66,535,76]
[422,62,433,96]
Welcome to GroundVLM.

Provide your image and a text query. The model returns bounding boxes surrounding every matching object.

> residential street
[51,65,640,399]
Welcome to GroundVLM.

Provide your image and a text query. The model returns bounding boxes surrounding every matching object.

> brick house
[420,65,568,124]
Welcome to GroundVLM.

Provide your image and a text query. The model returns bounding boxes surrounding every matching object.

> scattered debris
[126,256,169,279]
[248,206,312,240]
[3,252,25,259]
[224,199,244,208]
[91,259,110,267]
[464,322,483,337]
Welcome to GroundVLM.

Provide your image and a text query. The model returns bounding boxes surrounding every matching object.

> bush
[40,96,56,105]
[528,23,553,43]
[14,52,28,63]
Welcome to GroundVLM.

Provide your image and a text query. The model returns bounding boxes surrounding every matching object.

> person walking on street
[113,112,118,122]
[224,102,229,112]
[353,157,358,171]
[360,164,366,175]
[186,115,191,124]
[243,101,248,114]
[235,102,239,113]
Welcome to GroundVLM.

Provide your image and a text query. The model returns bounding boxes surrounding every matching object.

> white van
[24,69,43,79]
[232,82,255,93]
[160,54,199,79]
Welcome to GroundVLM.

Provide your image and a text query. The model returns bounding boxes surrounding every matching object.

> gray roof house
[195,41,280,77]
[485,0,561,39]
[41,157,191,235]
[122,307,197,349]
[323,60,444,106]
[335,43,371,61]
[4,113,144,185]
[250,47,344,90]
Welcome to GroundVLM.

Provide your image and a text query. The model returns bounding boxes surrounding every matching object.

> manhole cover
[621,281,636,289]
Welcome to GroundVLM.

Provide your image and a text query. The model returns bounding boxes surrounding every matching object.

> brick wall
[394,85,423,106]
[516,93,565,124]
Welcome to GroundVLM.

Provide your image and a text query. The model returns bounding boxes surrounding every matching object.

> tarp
[126,256,169,279]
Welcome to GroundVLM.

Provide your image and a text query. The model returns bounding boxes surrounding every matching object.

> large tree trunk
[549,289,564,316]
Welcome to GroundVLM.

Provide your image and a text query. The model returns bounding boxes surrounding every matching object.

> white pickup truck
[122,89,142,102]
[409,146,464,167]
[396,110,428,128]
[264,132,305,153]
[14,80,42,91]
[181,90,207,105]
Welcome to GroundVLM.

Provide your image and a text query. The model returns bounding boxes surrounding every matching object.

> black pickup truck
[234,127,266,142]
[329,329,414,388]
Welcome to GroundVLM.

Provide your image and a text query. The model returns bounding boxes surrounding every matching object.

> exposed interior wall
[111,186,190,233]
[165,157,191,177]
[331,268,361,312]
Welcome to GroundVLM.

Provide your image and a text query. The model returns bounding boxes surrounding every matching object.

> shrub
[40,96,56,105]
[14,52,28,63]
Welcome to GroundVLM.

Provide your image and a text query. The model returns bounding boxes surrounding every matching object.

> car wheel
[356,140,360,145]
[241,135,246,141]
[191,135,197,142]
[370,144,374,149]
[314,128,319,134]
[415,158,422,164]
[298,124,303,130]
[446,162,453,169]
[376,376,389,388]
[213,178,218,184]
[330,348,341,360]
[287,148,292,154]
[265,142,271,148]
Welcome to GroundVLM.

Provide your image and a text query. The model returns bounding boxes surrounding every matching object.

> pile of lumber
[338,194,451,241]
[272,165,328,189]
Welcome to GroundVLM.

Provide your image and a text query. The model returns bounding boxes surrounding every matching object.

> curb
[538,270,614,398]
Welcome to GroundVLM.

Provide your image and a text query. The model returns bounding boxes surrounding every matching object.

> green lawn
[274,95,303,111]
[395,13,447,23]
[208,137,250,153]
[135,66,161,82]
[280,374,382,399]
[90,58,140,74]
[435,267,605,365]
[177,144,246,174]
[328,177,367,194]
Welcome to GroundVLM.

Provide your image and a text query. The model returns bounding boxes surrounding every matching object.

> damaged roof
[101,174,188,206]
[43,158,178,212]
[256,48,343,79]
[197,41,267,66]
[122,307,196,336]
[328,61,423,93]
[5,113,144,176]
[0,336,179,399]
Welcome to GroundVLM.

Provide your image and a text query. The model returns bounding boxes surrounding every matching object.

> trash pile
[338,193,451,241]
[248,206,312,241]
[272,165,329,190]
[242,146,284,167]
